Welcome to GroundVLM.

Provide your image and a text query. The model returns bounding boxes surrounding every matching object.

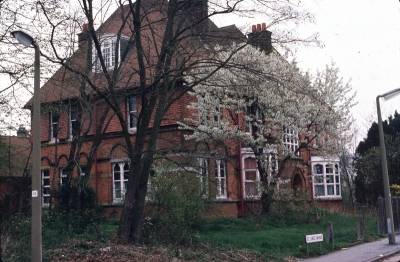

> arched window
[215,160,226,198]
[113,162,129,202]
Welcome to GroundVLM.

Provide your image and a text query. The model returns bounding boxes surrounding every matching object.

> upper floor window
[212,97,220,127]
[127,96,137,131]
[50,112,59,141]
[93,35,134,72]
[313,162,340,198]
[69,104,78,139]
[283,124,299,155]
[245,105,262,134]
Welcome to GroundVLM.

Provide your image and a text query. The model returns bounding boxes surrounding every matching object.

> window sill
[314,196,342,201]
[128,128,137,135]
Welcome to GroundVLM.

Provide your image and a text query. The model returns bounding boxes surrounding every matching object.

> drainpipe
[308,138,313,200]
[237,113,244,217]
[93,95,98,195]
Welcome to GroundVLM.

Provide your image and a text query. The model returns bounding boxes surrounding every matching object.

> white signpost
[305,233,323,255]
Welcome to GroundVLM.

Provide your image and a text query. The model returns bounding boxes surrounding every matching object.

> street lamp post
[11,30,42,261]
[376,87,400,245]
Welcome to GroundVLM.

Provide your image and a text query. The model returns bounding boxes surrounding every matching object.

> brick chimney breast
[78,23,89,44]
[248,22,272,53]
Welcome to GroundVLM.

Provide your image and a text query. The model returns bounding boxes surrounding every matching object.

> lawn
[194,212,381,260]
[1,210,381,261]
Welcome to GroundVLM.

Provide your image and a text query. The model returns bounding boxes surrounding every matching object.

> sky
[4,0,400,142]
[213,0,400,142]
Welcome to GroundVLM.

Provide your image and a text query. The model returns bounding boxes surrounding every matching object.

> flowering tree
[181,45,355,213]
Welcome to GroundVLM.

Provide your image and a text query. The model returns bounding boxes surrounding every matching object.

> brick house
[26,0,342,216]
[0,127,31,216]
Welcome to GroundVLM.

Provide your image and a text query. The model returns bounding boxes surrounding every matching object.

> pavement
[299,234,400,262]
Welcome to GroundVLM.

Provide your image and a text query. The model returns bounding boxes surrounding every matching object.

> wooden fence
[377,196,400,235]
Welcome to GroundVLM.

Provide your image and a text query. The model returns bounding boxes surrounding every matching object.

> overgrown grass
[194,212,381,260]
[1,209,381,261]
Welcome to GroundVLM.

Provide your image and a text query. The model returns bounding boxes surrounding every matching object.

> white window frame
[243,156,260,198]
[69,104,77,139]
[59,168,69,186]
[245,105,262,135]
[92,35,131,72]
[312,157,341,199]
[283,124,299,155]
[113,162,129,203]
[50,111,59,141]
[212,97,220,127]
[196,158,209,198]
[127,95,137,132]
[215,160,227,198]
[241,148,277,199]
[42,169,50,207]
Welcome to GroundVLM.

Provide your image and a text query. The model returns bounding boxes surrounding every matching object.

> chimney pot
[252,25,257,33]
[82,23,89,32]
[262,23,266,30]
[256,24,261,32]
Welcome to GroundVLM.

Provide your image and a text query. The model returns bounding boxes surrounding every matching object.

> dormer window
[93,35,134,72]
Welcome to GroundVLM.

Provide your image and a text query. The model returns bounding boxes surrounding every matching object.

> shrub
[142,167,207,245]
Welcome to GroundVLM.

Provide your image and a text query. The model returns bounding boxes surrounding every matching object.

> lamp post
[376,88,400,245]
[11,30,42,261]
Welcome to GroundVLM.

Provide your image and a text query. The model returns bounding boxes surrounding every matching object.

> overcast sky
[214,0,400,142]
[296,0,400,139]
[4,0,400,142]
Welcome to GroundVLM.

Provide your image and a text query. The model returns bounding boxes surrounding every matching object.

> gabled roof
[25,1,247,107]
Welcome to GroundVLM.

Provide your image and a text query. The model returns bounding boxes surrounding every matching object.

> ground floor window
[196,158,209,198]
[242,149,276,198]
[243,157,259,197]
[312,158,341,198]
[60,168,69,186]
[113,162,129,203]
[42,170,50,206]
[215,160,227,198]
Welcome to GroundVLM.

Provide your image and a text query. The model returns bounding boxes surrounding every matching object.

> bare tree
[7,0,319,242]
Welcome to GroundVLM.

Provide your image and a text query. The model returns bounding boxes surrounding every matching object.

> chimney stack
[78,23,89,44]
[178,0,208,37]
[248,22,272,53]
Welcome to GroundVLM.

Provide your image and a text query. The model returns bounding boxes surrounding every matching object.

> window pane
[326,166,333,174]
[314,185,325,196]
[244,158,256,169]
[123,163,129,180]
[313,164,323,174]
[335,175,339,183]
[129,113,137,128]
[326,175,334,183]
[43,178,50,186]
[43,188,50,195]
[115,182,121,198]
[220,162,225,178]
[336,185,340,195]
[314,175,323,183]
[327,185,334,195]
[220,178,226,195]
[245,181,258,196]
[245,171,256,181]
